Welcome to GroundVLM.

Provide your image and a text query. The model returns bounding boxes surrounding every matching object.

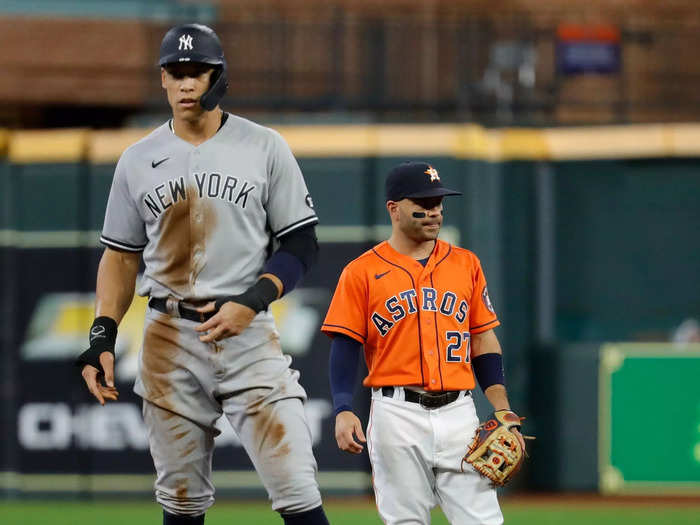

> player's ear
[161,67,167,89]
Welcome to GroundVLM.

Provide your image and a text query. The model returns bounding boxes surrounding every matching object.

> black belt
[148,297,215,323]
[381,386,468,409]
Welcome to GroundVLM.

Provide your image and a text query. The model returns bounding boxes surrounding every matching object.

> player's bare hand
[513,428,534,455]
[81,352,119,406]
[335,411,366,454]
[513,428,525,452]
[195,300,256,342]
[513,428,535,456]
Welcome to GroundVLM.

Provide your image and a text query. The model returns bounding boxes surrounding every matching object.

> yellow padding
[89,128,155,164]
[9,123,700,163]
[9,129,88,163]
[277,123,700,160]
[458,125,493,160]
[499,128,550,160]
[0,129,9,156]
[373,125,462,156]
[275,124,545,159]
[273,125,377,157]
[543,125,671,160]
[665,124,700,157]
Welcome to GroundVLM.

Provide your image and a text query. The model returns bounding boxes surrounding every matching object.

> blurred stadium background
[1,0,699,523]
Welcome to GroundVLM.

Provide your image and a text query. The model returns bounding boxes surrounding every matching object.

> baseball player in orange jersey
[322,161,525,524]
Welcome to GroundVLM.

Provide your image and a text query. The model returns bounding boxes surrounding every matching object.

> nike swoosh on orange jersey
[374,270,391,280]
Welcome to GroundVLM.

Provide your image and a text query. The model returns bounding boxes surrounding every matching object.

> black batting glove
[75,316,118,373]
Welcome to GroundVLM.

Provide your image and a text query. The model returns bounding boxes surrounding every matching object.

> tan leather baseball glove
[461,409,530,486]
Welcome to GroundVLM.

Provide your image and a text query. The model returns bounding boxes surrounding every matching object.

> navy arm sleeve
[263,224,319,296]
[329,333,362,415]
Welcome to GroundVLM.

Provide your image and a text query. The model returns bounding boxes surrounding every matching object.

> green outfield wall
[1,123,699,494]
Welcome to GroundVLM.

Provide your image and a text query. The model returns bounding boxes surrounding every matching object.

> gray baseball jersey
[99,113,323,516]
[100,113,317,301]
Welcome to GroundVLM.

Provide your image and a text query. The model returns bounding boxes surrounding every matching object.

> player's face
[394,196,444,242]
[161,63,215,119]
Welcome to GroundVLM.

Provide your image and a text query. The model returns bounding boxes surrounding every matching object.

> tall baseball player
[76,24,330,525]
[322,162,526,524]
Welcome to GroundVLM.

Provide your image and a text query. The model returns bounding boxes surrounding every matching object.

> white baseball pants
[367,387,503,525]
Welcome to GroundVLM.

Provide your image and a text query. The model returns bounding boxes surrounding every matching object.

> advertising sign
[4,243,373,494]
[556,24,621,75]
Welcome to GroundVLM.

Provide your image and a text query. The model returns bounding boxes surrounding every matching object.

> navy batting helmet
[158,23,228,111]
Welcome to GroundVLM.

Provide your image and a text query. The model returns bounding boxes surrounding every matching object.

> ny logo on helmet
[179,34,193,51]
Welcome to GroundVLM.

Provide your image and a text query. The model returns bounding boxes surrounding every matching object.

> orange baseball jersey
[322,239,499,391]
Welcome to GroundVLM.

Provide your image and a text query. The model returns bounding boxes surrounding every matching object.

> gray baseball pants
[135,307,323,516]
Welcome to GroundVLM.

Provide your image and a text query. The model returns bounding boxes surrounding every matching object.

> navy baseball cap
[385,161,462,202]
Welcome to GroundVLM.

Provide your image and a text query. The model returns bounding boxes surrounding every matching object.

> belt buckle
[419,392,446,410]
[165,297,181,318]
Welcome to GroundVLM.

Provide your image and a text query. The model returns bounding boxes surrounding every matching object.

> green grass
[1,499,699,524]
[504,505,700,525]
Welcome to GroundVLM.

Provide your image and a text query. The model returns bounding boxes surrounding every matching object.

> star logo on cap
[425,166,440,182]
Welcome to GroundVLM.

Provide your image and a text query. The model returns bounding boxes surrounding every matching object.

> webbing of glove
[461,409,525,487]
